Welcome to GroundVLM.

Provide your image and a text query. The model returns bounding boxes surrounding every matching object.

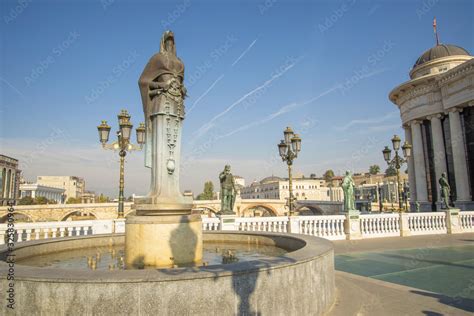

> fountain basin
[0,232,335,315]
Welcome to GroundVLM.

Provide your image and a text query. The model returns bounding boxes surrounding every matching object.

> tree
[34,196,49,205]
[98,193,109,203]
[385,166,397,177]
[18,196,34,205]
[196,181,214,200]
[369,165,380,175]
[323,170,335,182]
[66,197,82,204]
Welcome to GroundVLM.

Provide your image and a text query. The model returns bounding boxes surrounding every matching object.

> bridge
[0,199,342,222]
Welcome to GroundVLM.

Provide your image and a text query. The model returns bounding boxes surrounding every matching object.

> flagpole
[433,17,440,45]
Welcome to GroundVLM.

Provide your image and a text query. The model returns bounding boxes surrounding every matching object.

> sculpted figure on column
[137,30,189,210]
[439,172,452,209]
[219,165,237,215]
[342,171,356,212]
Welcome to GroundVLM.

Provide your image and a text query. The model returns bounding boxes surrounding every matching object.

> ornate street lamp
[97,109,145,218]
[382,135,412,212]
[278,126,302,216]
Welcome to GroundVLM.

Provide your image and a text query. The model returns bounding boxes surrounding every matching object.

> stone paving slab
[327,233,474,316]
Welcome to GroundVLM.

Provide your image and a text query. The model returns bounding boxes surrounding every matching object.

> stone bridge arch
[296,205,323,215]
[241,204,278,217]
[0,212,35,223]
[60,210,99,221]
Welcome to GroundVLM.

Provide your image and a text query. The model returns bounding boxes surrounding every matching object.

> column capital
[426,113,444,121]
[410,120,423,126]
[446,107,463,114]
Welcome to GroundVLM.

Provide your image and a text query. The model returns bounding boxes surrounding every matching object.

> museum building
[390,44,473,211]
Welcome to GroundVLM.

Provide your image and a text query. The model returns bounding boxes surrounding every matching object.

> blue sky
[1,0,473,197]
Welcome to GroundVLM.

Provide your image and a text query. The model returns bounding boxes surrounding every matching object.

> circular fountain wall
[0,232,335,315]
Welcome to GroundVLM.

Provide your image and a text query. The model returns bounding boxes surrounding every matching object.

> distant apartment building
[240,176,343,202]
[0,154,21,205]
[36,176,85,201]
[19,183,65,204]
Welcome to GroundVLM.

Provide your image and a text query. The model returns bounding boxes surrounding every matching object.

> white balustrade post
[288,216,300,234]
[344,211,362,240]
[446,209,462,234]
[114,219,126,234]
[400,213,411,236]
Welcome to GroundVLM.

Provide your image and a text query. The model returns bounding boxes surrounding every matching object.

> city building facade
[0,154,21,206]
[36,176,85,201]
[390,43,473,211]
[19,183,65,203]
[240,176,343,202]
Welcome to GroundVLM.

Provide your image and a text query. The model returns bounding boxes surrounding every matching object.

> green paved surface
[335,245,474,299]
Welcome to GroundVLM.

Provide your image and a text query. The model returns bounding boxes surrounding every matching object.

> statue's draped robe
[342,176,355,211]
[138,32,187,202]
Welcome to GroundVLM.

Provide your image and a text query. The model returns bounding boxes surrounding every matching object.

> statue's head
[345,170,351,176]
[224,165,231,172]
[442,172,447,178]
[160,30,176,55]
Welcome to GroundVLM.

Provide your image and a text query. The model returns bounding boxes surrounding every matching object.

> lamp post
[278,126,302,216]
[382,135,412,212]
[97,109,146,218]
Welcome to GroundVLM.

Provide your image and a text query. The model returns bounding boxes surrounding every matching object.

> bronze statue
[439,172,451,209]
[137,30,189,206]
[342,171,356,212]
[219,165,237,215]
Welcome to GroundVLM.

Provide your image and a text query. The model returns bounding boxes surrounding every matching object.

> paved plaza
[329,233,474,315]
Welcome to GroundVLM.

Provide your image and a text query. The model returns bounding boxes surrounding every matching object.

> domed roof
[259,176,282,184]
[413,44,470,68]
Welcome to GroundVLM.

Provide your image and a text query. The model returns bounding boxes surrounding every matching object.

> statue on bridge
[219,165,237,215]
[342,171,356,212]
[439,173,452,209]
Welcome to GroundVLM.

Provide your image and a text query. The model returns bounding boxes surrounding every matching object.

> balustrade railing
[202,217,220,231]
[407,212,447,235]
[360,214,400,238]
[236,217,289,233]
[297,215,346,240]
[1,211,473,246]
[460,211,474,232]
[0,220,116,245]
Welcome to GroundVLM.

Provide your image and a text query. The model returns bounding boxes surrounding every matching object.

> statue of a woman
[342,171,356,212]
[137,31,189,209]
[439,172,451,209]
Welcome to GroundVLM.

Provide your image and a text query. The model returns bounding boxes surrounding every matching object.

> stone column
[404,126,417,207]
[448,109,471,201]
[411,121,428,202]
[429,114,448,203]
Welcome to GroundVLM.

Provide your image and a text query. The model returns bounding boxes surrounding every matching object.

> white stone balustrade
[360,214,400,238]
[293,215,346,240]
[460,211,474,232]
[0,220,116,245]
[1,211,473,245]
[407,212,447,235]
[236,217,289,233]
[201,217,220,231]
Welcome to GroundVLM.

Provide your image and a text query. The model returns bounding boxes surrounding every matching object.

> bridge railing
[460,211,474,232]
[1,211,472,245]
[407,212,447,235]
[293,215,346,240]
[0,219,120,245]
[360,213,400,238]
[236,217,289,233]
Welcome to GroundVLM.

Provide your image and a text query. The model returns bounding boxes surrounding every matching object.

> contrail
[187,74,225,114]
[232,38,258,66]
[336,110,399,131]
[217,85,340,139]
[193,60,299,139]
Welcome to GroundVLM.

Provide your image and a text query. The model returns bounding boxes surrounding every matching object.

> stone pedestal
[125,213,202,268]
[219,214,238,231]
[446,208,462,234]
[344,210,362,240]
